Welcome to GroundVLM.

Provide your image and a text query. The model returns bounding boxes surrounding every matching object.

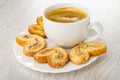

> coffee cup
[43,3,103,47]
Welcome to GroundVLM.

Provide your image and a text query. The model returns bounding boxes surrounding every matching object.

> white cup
[43,3,103,47]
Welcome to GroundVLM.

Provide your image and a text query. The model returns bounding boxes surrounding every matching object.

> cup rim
[44,3,90,25]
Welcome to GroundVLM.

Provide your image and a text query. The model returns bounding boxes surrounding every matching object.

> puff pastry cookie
[23,35,46,57]
[34,46,69,68]
[70,46,90,65]
[16,34,35,46]
[47,47,69,68]
[34,48,51,63]
[80,42,107,56]
[28,24,46,38]
[36,16,43,25]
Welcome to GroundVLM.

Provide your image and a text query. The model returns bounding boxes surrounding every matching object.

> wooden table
[0,0,120,80]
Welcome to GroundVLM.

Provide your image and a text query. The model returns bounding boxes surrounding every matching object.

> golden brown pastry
[80,42,107,56]
[47,47,69,68]
[28,24,46,38]
[70,46,90,65]
[34,48,51,63]
[16,34,35,46]
[36,16,43,25]
[23,35,46,57]
[34,46,69,68]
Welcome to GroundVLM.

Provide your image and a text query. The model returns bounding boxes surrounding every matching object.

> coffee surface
[46,7,87,23]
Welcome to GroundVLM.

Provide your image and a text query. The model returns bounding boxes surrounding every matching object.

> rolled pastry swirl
[80,42,107,56]
[36,16,43,25]
[23,35,46,57]
[70,46,90,65]
[16,34,36,47]
[28,24,46,38]
[34,46,69,68]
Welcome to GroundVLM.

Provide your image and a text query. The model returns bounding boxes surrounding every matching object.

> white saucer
[13,29,102,73]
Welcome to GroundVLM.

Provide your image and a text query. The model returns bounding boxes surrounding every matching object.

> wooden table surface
[0,0,120,80]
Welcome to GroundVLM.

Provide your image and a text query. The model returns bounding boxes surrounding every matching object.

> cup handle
[85,22,103,42]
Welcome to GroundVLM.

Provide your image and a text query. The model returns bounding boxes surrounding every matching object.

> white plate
[13,29,102,73]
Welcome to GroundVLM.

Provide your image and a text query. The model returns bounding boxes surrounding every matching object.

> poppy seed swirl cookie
[28,24,46,38]
[70,46,90,65]
[80,42,107,56]
[23,35,46,57]
[34,46,69,68]
[16,34,36,47]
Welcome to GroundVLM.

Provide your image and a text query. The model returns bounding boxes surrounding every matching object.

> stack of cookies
[16,16,107,68]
